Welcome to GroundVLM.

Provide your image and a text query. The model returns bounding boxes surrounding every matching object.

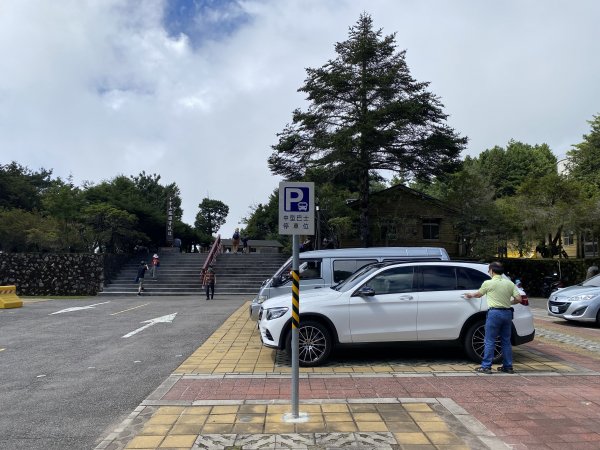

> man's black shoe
[497,366,514,374]
[475,367,492,374]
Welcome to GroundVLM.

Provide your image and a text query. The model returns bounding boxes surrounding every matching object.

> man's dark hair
[489,261,504,275]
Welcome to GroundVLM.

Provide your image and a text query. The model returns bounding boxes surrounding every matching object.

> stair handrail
[202,234,222,272]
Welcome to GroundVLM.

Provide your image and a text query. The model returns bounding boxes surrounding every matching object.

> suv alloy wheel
[286,320,332,367]
[463,320,503,363]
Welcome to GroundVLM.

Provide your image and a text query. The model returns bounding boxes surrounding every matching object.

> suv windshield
[332,263,386,292]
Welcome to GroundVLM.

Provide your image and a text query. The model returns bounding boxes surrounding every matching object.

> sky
[1,0,599,237]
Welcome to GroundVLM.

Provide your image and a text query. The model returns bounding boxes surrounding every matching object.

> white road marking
[122,313,177,338]
[110,303,149,316]
[50,301,111,315]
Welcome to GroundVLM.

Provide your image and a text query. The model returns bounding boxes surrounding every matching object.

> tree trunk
[358,167,371,247]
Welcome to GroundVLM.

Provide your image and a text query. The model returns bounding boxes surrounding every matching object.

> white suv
[258,261,535,366]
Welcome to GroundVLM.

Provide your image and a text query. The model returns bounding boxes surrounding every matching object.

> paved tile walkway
[96,301,600,450]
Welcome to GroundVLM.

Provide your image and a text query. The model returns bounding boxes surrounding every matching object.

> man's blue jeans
[482,308,513,368]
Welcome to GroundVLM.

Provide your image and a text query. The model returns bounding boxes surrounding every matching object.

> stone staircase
[99,250,289,297]
[214,253,290,295]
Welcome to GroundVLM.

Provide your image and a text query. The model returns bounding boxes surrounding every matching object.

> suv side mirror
[354,285,375,297]
[273,274,290,287]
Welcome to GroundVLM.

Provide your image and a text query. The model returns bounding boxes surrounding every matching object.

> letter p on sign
[284,187,307,211]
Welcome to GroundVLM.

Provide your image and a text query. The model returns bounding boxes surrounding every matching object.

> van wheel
[286,321,332,367]
[463,320,502,363]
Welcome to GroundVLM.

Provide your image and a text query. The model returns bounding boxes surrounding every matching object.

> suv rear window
[420,266,489,291]
[421,266,457,291]
[457,267,489,290]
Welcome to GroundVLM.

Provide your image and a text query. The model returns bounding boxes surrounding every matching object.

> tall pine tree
[269,14,466,246]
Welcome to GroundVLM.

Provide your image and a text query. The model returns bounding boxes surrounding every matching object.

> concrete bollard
[0,285,23,309]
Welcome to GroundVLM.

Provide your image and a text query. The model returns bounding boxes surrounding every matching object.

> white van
[249,247,450,320]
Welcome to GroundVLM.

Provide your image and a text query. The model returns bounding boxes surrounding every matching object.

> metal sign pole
[277,181,314,421]
[291,235,300,417]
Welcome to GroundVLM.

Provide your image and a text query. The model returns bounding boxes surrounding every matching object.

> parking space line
[110,303,149,316]
[22,298,51,303]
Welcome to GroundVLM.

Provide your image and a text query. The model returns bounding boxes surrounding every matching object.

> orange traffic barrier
[0,285,23,309]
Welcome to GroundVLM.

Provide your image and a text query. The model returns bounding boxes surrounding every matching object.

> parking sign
[279,182,315,235]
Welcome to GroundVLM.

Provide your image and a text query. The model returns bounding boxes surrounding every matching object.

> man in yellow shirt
[464,261,521,374]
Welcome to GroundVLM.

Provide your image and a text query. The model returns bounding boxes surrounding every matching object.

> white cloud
[1,0,599,238]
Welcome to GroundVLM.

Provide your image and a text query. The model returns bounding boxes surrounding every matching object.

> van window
[333,259,377,283]
[366,267,414,295]
[299,260,322,279]
[421,266,456,291]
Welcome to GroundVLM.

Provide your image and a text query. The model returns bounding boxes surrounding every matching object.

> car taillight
[520,295,529,306]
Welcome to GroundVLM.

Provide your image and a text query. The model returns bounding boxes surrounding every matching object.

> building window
[563,231,574,246]
[422,219,440,240]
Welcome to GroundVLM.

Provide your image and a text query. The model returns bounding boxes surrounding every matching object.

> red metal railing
[202,234,222,272]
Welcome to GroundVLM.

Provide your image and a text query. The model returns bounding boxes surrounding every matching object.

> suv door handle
[398,295,414,301]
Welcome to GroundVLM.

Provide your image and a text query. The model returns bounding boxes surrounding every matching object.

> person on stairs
[202,265,216,300]
[232,228,241,254]
[135,261,149,296]
[151,253,160,280]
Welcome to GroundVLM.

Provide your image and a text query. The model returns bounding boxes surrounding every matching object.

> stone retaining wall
[0,253,130,296]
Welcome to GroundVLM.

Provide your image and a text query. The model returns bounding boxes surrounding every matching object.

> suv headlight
[257,295,268,304]
[568,294,595,302]
[265,307,288,320]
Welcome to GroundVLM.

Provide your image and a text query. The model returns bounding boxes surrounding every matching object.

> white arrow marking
[50,301,110,315]
[122,313,177,338]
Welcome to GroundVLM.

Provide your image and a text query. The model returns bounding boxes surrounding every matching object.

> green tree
[468,140,557,198]
[242,190,280,241]
[41,177,86,251]
[84,173,184,248]
[82,203,141,253]
[194,198,229,237]
[0,209,60,252]
[314,183,357,247]
[130,171,183,221]
[567,114,600,188]
[437,167,500,257]
[513,174,587,258]
[268,13,466,246]
[0,161,54,211]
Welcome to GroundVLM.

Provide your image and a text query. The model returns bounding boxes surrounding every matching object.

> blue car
[548,274,600,325]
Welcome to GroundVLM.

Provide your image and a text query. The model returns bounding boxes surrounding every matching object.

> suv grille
[548,300,570,314]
